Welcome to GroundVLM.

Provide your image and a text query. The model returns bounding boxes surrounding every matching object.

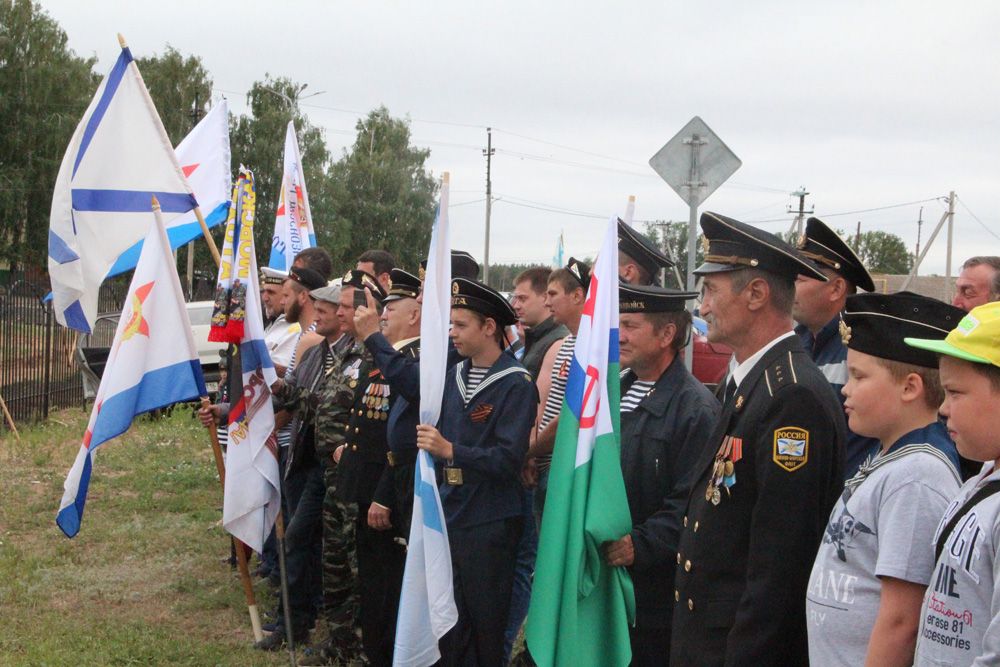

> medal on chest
[705,435,743,505]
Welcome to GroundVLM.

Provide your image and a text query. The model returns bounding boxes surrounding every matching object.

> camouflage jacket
[314,338,366,459]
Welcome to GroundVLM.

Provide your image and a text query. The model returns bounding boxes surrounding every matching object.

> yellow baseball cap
[905,302,1000,367]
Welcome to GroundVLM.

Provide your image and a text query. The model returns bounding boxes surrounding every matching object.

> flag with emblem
[394,174,458,667]
[105,99,232,279]
[268,121,316,271]
[526,216,635,667]
[48,38,199,334]
[217,169,282,552]
[56,197,207,538]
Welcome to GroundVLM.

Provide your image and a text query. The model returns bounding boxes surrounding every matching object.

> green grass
[0,407,289,666]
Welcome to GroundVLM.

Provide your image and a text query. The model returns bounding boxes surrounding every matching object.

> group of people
[198,212,1000,667]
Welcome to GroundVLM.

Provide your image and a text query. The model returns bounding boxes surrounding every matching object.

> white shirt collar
[392,336,420,351]
[731,330,796,389]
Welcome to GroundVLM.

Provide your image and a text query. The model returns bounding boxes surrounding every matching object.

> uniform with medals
[670,212,846,667]
[437,279,537,667]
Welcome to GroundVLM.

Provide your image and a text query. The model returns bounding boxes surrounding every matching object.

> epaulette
[763,350,800,397]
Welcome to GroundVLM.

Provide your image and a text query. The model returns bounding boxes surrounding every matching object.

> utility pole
[185,92,205,301]
[915,206,924,262]
[855,220,861,251]
[787,187,814,240]
[945,190,955,301]
[903,191,956,292]
[482,127,494,283]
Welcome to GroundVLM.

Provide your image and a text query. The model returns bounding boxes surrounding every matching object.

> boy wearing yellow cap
[907,302,1000,666]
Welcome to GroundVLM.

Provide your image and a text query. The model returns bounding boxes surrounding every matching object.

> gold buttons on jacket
[354,427,360,433]
[683,516,688,527]
[352,445,358,451]
[687,599,694,611]
[674,590,680,602]
[694,521,700,532]
[684,560,692,572]
[676,553,681,565]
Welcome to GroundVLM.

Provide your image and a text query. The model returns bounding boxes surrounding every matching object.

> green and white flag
[526,216,635,667]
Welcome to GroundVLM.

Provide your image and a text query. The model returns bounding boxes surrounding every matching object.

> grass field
[0,407,290,666]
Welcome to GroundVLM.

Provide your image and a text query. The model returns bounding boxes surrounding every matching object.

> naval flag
[268,121,316,271]
[56,198,206,537]
[48,41,198,334]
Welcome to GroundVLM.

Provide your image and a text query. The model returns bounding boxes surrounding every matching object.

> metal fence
[0,273,130,434]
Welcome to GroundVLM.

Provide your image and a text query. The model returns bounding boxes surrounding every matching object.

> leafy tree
[136,46,212,146]
[855,230,912,274]
[644,220,696,289]
[0,0,98,271]
[327,106,438,271]
[230,76,333,269]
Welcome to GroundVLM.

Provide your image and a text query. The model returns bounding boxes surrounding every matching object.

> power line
[744,197,944,223]
[956,196,1000,243]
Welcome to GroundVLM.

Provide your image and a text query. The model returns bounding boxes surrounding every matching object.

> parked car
[77,301,225,399]
[691,315,731,388]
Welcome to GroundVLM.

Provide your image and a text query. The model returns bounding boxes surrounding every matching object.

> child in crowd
[806,292,964,666]
[907,302,1000,666]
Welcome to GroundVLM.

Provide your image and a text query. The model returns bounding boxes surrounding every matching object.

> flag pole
[0,391,19,441]
[199,396,264,642]
[273,511,297,666]
[119,34,220,269]
[194,206,222,267]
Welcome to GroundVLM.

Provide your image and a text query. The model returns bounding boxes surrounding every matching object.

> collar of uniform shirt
[392,336,419,351]
[731,330,797,390]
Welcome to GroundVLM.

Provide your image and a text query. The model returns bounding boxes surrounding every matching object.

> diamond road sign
[648,116,741,207]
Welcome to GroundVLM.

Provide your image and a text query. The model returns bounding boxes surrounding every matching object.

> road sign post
[649,116,741,370]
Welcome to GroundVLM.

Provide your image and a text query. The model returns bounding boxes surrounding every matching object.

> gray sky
[39,0,1000,274]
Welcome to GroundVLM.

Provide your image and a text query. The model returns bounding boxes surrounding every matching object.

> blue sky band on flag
[47,38,198,334]
[56,197,207,538]
[268,121,316,271]
[526,216,635,667]
[217,168,281,554]
[106,100,232,279]
[394,173,458,667]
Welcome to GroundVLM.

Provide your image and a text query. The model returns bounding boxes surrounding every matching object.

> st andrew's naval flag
[268,121,316,271]
[106,99,232,279]
[57,200,206,538]
[525,217,635,667]
[394,176,458,667]
[213,169,282,553]
[48,40,198,334]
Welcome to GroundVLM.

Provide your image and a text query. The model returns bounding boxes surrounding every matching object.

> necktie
[723,377,737,406]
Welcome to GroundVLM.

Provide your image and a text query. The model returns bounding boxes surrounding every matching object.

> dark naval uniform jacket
[670,333,845,667]
[620,357,719,631]
[334,341,393,507]
[438,353,537,530]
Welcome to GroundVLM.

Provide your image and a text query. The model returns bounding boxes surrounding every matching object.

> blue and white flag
[268,121,316,271]
[48,42,197,334]
[57,198,206,538]
[552,229,565,269]
[106,99,232,279]
[394,175,458,667]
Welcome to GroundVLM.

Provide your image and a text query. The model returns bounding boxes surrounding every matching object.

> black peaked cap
[385,268,421,302]
[289,266,326,291]
[420,250,480,281]
[695,211,827,282]
[341,269,388,304]
[618,218,674,279]
[799,217,876,292]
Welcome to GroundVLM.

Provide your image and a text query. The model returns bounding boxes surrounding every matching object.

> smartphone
[353,289,367,309]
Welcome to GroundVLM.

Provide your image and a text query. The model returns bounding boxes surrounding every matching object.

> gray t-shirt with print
[807,448,960,665]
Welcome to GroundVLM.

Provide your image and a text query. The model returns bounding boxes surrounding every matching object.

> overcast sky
[38,0,1000,275]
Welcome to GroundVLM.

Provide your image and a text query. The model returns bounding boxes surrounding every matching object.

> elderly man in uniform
[618,218,674,286]
[793,217,881,481]
[953,255,1000,311]
[670,212,846,667]
[602,283,719,665]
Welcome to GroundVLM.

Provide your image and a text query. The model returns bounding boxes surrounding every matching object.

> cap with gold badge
[260,266,288,285]
[798,217,876,292]
[342,269,388,304]
[451,278,518,327]
[384,268,421,302]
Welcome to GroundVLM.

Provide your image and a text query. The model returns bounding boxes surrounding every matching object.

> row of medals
[363,383,390,421]
[705,437,738,506]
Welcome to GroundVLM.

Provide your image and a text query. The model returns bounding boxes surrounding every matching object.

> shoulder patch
[773,426,809,472]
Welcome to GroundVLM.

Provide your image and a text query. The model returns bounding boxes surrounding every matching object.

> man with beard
[283,266,325,370]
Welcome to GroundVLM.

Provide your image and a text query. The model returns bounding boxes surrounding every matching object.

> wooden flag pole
[0,392,20,441]
[200,396,264,642]
[194,206,222,267]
